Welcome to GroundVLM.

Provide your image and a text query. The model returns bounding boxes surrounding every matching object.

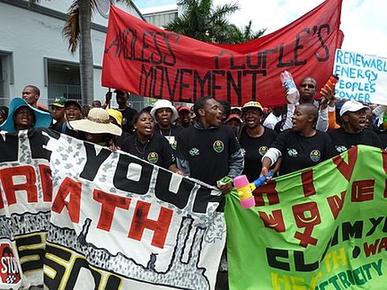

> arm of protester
[316,105,329,132]
[328,102,341,129]
[218,182,233,195]
[103,91,112,109]
[228,149,244,179]
[261,147,282,177]
[281,103,296,131]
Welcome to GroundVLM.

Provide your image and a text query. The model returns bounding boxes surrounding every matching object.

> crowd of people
[1,79,387,289]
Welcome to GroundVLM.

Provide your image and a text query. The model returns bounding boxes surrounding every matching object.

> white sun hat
[69,108,122,136]
[150,99,179,122]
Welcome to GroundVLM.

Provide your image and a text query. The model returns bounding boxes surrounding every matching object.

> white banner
[333,48,387,105]
[46,133,226,289]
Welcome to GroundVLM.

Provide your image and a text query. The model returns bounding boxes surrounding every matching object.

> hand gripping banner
[102,0,344,107]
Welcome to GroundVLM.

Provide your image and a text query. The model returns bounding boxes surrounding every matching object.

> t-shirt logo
[287,148,298,157]
[335,145,347,153]
[189,147,200,156]
[258,146,268,156]
[147,152,159,163]
[310,150,321,162]
[213,140,224,153]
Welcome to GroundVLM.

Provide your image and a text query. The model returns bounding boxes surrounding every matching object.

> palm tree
[29,0,133,105]
[165,0,265,44]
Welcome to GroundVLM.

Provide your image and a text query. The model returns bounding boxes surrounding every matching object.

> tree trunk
[78,0,94,105]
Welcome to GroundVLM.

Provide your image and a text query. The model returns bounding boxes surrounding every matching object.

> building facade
[0,0,145,109]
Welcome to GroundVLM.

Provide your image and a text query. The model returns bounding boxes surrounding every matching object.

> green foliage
[165,0,266,44]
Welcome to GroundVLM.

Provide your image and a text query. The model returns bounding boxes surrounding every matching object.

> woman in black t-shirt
[121,110,181,173]
[261,103,335,176]
[239,101,277,181]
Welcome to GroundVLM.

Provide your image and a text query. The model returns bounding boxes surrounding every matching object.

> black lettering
[151,33,163,65]
[342,221,363,241]
[278,44,294,67]
[30,129,58,160]
[113,154,152,195]
[294,251,319,272]
[294,28,309,66]
[79,142,111,181]
[139,64,153,96]
[266,248,290,271]
[227,71,242,105]
[179,69,193,101]
[140,31,152,63]
[163,33,177,66]
[193,70,212,100]
[211,70,225,97]
[366,217,384,236]
[154,169,194,209]
[164,67,180,98]
[230,55,246,70]
[314,24,330,62]
[0,132,18,162]
[192,187,224,213]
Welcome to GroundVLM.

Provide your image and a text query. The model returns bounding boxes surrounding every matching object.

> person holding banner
[150,99,183,153]
[176,96,244,191]
[121,110,182,173]
[261,103,335,176]
[0,97,52,132]
[328,100,381,153]
[239,101,277,181]
[69,107,122,150]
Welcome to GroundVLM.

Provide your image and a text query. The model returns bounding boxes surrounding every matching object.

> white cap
[339,100,368,117]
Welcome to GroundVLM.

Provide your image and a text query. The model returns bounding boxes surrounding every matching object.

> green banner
[226,145,386,290]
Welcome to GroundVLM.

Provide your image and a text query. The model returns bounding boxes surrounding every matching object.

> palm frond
[62,1,80,54]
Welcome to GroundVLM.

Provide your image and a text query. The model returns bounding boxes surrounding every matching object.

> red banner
[102,0,344,107]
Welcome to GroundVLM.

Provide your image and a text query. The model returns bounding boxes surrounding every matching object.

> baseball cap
[51,97,66,108]
[107,108,123,126]
[178,106,191,113]
[225,113,242,123]
[241,101,263,112]
[64,100,82,111]
[339,100,368,117]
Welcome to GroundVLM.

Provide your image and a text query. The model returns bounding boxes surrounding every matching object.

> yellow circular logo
[213,140,224,153]
[147,152,159,163]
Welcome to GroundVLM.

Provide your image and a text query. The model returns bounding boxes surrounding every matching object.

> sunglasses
[300,84,316,89]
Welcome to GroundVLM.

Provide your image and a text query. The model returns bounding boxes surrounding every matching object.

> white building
[0,0,144,109]
[142,4,178,28]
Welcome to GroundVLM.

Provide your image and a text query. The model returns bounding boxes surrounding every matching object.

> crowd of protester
[1,80,387,289]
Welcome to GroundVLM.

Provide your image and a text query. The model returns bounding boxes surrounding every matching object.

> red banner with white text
[102,0,344,107]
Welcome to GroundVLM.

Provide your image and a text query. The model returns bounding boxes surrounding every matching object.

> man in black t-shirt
[261,103,335,176]
[104,90,137,134]
[328,100,381,153]
[176,96,244,192]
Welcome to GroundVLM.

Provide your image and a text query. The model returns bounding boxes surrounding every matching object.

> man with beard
[328,100,381,154]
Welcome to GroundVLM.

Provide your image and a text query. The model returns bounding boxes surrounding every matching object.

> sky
[134,0,387,57]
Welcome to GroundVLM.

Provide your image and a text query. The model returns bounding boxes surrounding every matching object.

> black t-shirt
[155,123,184,152]
[118,107,137,134]
[120,133,174,169]
[272,129,335,176]
[239,126,277,181]
[378,131,387,150]
[328,127,382,154]
[176,125,240,186]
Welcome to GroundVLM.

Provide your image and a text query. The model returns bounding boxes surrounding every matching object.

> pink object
[240,197,256,208]
[233,175,249,189]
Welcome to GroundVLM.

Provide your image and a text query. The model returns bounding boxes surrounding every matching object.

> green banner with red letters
[226,145,386,290]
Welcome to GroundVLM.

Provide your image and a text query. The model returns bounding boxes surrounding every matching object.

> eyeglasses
[300,84,316,89]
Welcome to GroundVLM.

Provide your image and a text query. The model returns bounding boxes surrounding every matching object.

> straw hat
[69,108,122,136]
[150,99,179,122]
[0,97,52,132]
[241,101,263,112]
